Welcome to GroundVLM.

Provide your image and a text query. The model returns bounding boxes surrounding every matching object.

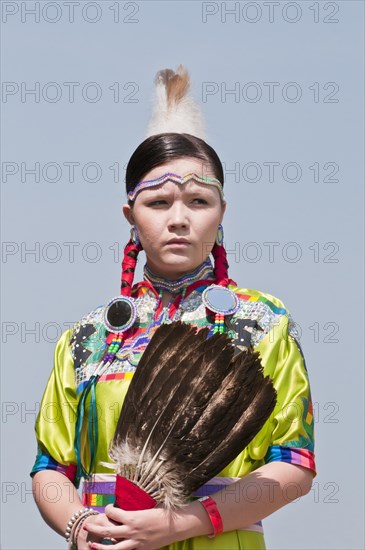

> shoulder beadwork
[68,293,159,393]
[230,286,287,313]
[69,305,106,368]
[228,286,291,348]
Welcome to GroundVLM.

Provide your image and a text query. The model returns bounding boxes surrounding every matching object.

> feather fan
[104,321,277,510]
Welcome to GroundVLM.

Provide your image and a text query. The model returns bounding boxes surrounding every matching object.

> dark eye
[192,198,208,204]
[147,200,168,207]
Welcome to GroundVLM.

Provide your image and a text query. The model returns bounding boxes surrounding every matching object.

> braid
[211,243,230,287]
[120,239,142,296]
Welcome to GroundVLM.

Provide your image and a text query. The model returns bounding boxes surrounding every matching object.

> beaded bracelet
[71,510,99,549]
[65,508,90,542]
[198,496,223,538]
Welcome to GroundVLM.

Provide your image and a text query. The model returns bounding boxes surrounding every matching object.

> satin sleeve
[30,328,78,485]
[259,310,316,477]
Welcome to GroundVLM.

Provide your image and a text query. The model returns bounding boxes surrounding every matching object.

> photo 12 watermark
[1,1,141,24]
[1,398,340,425]
[1,81,140,103]
[1,478,340,505]
[2,240,341,265]
[1,160,340,185]
[201,81,340,103]
[201,2,340,24]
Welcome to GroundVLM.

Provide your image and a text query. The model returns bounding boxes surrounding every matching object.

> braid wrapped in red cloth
[120,239,143,296]
[211,243,237,288]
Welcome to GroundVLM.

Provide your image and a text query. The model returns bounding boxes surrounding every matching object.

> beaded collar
[143,258,215,294]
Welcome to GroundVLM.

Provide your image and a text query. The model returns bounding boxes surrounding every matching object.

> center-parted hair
[125,132,224,203]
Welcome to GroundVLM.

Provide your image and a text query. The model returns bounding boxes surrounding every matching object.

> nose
[167,201,189,231]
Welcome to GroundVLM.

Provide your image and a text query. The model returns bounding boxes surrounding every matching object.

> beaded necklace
[143,258,214,294]
[141,258,215,323]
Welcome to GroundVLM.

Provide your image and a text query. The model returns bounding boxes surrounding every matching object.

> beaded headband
[128,172,224,202]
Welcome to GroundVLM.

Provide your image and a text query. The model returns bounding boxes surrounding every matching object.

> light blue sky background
[1,1,364,549]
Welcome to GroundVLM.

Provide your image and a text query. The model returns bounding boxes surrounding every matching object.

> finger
[84,513,114,528]
[104,504,128,522]
[89,540,137,550]
[83,523,124,539]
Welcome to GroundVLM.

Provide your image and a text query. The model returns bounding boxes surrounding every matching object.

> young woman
[31,68,316,550]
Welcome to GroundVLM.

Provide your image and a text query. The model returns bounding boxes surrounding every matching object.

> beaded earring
[215,224,224,246]
[130,225,140,246]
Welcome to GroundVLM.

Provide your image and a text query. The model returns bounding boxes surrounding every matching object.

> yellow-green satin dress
[31,284,316,549]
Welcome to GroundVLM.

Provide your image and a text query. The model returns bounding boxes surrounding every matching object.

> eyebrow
[139,187,170,199]
[140,182,215,198]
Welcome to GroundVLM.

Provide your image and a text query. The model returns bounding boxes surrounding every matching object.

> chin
[162,255,198,275]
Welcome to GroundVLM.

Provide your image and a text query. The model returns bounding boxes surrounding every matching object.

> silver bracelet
[64,507,90,542]
[71,510,99,548]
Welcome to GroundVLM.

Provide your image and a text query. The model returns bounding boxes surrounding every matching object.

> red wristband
[198,496,223,538]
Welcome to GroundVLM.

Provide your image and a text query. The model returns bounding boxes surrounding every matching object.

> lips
[166,238,190,245]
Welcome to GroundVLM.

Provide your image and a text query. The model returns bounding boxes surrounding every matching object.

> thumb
[104,504,128,522]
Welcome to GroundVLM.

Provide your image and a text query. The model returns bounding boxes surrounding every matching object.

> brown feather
[155,65,190,107]
[108,321,277,508]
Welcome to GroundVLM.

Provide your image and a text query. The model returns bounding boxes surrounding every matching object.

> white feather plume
[145,64,206,140]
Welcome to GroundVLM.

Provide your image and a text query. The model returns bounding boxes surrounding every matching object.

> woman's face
[123,157,226,279]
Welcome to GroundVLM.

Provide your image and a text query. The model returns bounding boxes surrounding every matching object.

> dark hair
[125,133,224,203]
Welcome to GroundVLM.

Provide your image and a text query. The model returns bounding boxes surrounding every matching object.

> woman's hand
[83,505,175,550]
[82,504,188,550]
[76,513,116,550]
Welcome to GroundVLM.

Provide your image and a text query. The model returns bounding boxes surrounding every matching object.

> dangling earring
[215,224,224,246]
[130,225,140,246]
